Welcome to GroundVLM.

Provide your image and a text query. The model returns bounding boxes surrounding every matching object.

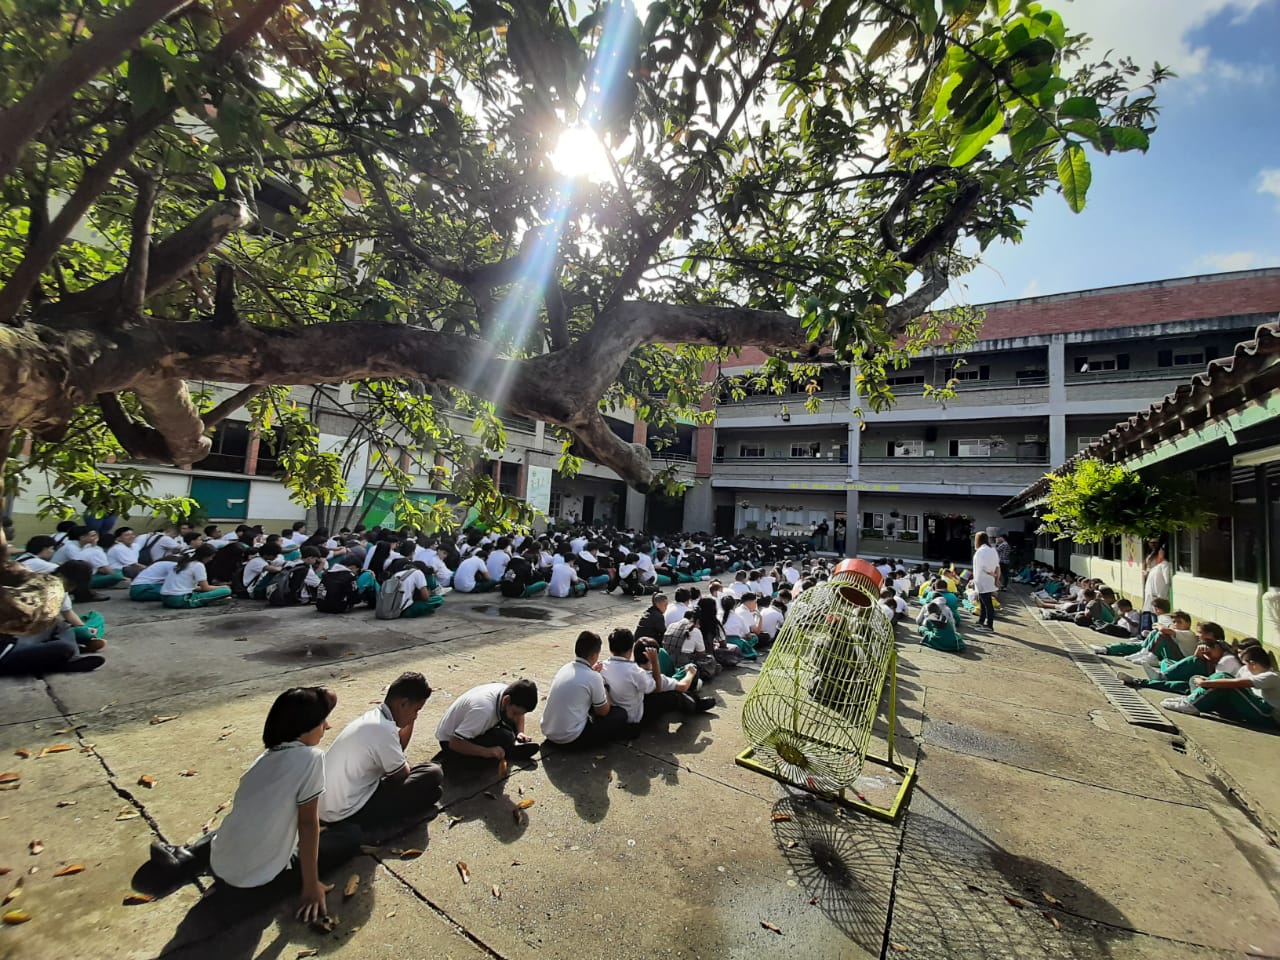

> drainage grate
[1029,610,1178,733]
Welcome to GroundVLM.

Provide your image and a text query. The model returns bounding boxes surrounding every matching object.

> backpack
[266,563,311,607]
[316,569,357,614]
[138,533,163,566]
[376,570,413,620]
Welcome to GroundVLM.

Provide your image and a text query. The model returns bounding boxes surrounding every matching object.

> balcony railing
[715,392,852,407]
[859,455,1050,466]
[715,454,850,464]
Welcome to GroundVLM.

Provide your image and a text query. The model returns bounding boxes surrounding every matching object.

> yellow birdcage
[736,559,916,820]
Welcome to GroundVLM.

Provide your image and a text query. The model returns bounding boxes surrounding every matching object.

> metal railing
[859,455,1050,465]
[714,455,851,464]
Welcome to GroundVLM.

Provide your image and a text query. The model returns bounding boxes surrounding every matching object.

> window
[196,422,251,474]
[1077,437,1101,453]
[1158,348,1209,368]
[1195,466,1233,582]
[1016,368,1048,385]
[887,373,925,387]
[948,439,991,458]
[738,443,765,459]
[861,512,884,530]
[715,444,725,460]
[904,515,920,533]
[791,442,822,459]
[944,365,990,382]
[887,439,923,458]
[1232,465,1260,583]
[549,490,563,518]
[1074,354,1130,373]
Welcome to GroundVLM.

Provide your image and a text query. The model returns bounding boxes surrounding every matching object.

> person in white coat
[971,532,1000,631]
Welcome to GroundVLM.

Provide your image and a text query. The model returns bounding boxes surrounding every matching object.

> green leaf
[210,166,226,191]
[949,100,1004,166]
[128,52,165,117]
[1058,96,1100,120]
[791,0,852,81]
[1057,143,1091,212]
[1102,125,1150,151]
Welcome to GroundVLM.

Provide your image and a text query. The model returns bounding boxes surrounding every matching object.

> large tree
[0,0,1162,627]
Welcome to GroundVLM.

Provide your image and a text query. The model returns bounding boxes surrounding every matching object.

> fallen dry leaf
[296,951,318,959]
[122,893,154,905]
[179,770,198,777]
[760,921,782,935]
[343,874,359,897]
[399,849,423,859]
[3,881,21,905]
[115,809,140,821]
[3,909,31,925]
[309,913,339,933]
[216,729,234,741]
[38,745,72,757]
[808,897,819,905]
[79,744,96,754]
[1043,892,1062,906]
[517,785,524,796]
[137,775,156,789]
[515,798,535,810]
[216,800,230,812]
[0,773,19,785]
[0,784,19,792]
[384,910,396,919]
[53,865,84,877]
[55,800,76,808]
[233,636,249,642]
[1005,896,1025,909]
[1043,911,1061,930]
[149,716,178,725]
[28,841,43,856]
[456,861,470,884]
[510,860,522,866]
[13,750,30,759]
[890,944,909,953]
[0,869,9,877]
[53,725,85,735]
[770,813,792,822]
[447,816,463,829]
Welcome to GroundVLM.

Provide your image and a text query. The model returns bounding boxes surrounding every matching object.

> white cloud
[1197,251,1271,271]
[1060,0,1272,79]
[1019,278,1042,298]
[1260,168,1280,204]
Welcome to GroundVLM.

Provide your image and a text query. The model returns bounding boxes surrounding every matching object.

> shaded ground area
[0,586,1277,959]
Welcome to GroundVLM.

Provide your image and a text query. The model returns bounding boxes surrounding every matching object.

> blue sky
[955,0,1280,305]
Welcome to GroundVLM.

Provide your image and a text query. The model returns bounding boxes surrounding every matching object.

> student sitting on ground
[1092,597,1140,639]
[1161,644,1278,725]
[540,631,629,749]
[756,595,785,644]
[917,597,964,653]
[547,557,587,598]
[315,554,378,613]
[664,587,690,626]
[452,546,495,593]
[0,620,105,675]
[378,561,443,619]
[319,673,444,840]
[1092,602,1185,658]
[1123,623,1238,694]
[52,526,124,592]
[435,679,541,764]
[148,686,360,923]
[240,543,284,599]
[106,527,146,580]
[128,558,177,601]
[635,593,669,642]
[54,568,106,653]
[719,594,759,660]
[1041,587,1104,625]
[601,629,713,734]
[923,578,960,615]
[879,588,900,623]
[160,545,232,608]
[499,548,548,598]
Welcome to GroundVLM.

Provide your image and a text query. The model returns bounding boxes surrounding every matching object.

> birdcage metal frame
[734,559,917,821]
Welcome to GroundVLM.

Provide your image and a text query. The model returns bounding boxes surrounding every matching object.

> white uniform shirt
[601,656,674,724]
[758,575,775,596]
[209,741,325,888]
[486,550,511,581]
[757,606,784,639]
[434,682,506,743]
[547,564,577,597]
[18,553,59,573]
[397,568,428,611]
[1142,561,1172,613]
[784,567,801,585]
[454,556,487,592]
[724,608,754,637]
[133,560,176,586]
[540,659,608,744]
[729,581,749,598]
[141,533,183,561]
[107,541,140,570]
[161,561,208,596]
[319,704,407,822]
[1248,670,1280,709]
[569,537,587,556]
[972,544,1000,594]
[242,556,272,588]
[51,541,85,565]
[664,602,688,626]
[635,553,657,583]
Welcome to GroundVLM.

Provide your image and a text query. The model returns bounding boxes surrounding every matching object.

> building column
[515,460,528,498]
[431,452,446,491]
[624,487,646,530]
[1048,337,1067,466]
[683,482,713,532]
[491,459,502,488]
[845,488,860,558]
[245,432,261,476]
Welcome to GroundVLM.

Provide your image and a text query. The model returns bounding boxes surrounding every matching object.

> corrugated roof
[1001,319,1280,516]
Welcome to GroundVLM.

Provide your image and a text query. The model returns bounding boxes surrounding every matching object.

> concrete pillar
[245,432,261,476]
[694,424,715,478]
[683,481,714,532]
[1048,337,1067,466]
[515,460,528,498]
[844,487,860,557]
[631,420,648,446]
[624,487,646,530]
[847,418,861,481]
[491,459,502,487]
[431,452,446,491]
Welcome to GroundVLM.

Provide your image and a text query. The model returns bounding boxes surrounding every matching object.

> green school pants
[129,583,163,602]
[523,581,548,598]
[162,587,232,608]
[72,610,105,647]
[90,572,124,590]
[402,595,444,618]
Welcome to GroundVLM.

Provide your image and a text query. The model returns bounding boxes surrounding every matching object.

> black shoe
[149,841,197,870]
[693,697,716,713]
[61,655,105,673]
[1121,675,1145,688]
[509,741,540,763]
[89,593,112,602]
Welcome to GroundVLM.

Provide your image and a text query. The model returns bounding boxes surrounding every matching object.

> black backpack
[266,563,311,606]
[137,533,164,565]
[315,569,357,613]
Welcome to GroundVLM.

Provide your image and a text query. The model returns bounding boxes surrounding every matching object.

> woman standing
[971,532,1000,631]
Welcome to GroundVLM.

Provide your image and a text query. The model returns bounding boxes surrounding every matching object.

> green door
[190,477,251,521]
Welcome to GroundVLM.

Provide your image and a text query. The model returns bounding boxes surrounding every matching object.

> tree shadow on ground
[772,789,1138,959]
[433,752,534,843]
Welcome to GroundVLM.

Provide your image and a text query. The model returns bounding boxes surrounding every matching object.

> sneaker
[61,655,105,673]
[1090,644,1108,655]
[693,697,716,713]
[1161,697,1200,716]
[1129,651,1159,668]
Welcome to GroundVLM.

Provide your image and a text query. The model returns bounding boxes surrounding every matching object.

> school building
[1001,320,1280,645]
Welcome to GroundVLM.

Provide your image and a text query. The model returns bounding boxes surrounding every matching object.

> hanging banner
[525,465,553,515]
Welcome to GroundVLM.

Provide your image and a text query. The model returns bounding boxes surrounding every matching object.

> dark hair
[340,553,362,568]
[575,630,603,660]
[697,597,724,641]
[181,530,203,545]
[673,588,690,604]
[368,540,395,580]
[24,535,57,554]
[503,679,538,712]
[113,526,134,538]
[975,531,989,546]
[386,671,432,703]
[292,522,307,533]
[203,525,220,538]
[608,627,635,656]
[300,545,324,560]
[176,542,217,571]
[55,520,76,534]
[262,686,336,748]
[1199,621,1226,643]
[741,592,757,603]
[260,542,282,560]
[720,594,737,623]
[1242,646,1274,669]
[70,524,92,542]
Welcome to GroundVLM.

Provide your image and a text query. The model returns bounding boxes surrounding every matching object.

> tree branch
[204,384,263,427]
[212,264,238,327]
[96,391,173,461]
[120,169,159,316]
[0,0,193,183]
[131,378,212,467]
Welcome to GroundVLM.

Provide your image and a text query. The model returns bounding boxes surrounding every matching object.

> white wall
[247,480,306,527]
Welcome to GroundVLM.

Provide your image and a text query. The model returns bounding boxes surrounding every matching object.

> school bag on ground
[316,569,358,614]
[375,570,413,620]
[266,563,311,607]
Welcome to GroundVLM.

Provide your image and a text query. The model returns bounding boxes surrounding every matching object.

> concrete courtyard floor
[1,586,1278,960]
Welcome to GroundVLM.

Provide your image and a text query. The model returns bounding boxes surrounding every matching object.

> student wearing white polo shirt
[540,632,628,748]
[600,629,713,731]
[547,558,583,598]
[756,595,784,642]
[435,679,541,764]
[52,526,123,591]
[453,547,495,593]
[664,588,691,626]
[319,673,443,836]
[148,686,361,924]
[486,538,512,581]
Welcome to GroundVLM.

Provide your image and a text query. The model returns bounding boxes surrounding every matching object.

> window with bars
[739,443,765,458]
[1073,354,1129,373]
[948,439,992,458]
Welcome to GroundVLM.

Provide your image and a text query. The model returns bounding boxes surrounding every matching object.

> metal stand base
[735,747,917,821]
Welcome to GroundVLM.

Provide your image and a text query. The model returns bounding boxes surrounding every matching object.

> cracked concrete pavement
[1,586,1278,959]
